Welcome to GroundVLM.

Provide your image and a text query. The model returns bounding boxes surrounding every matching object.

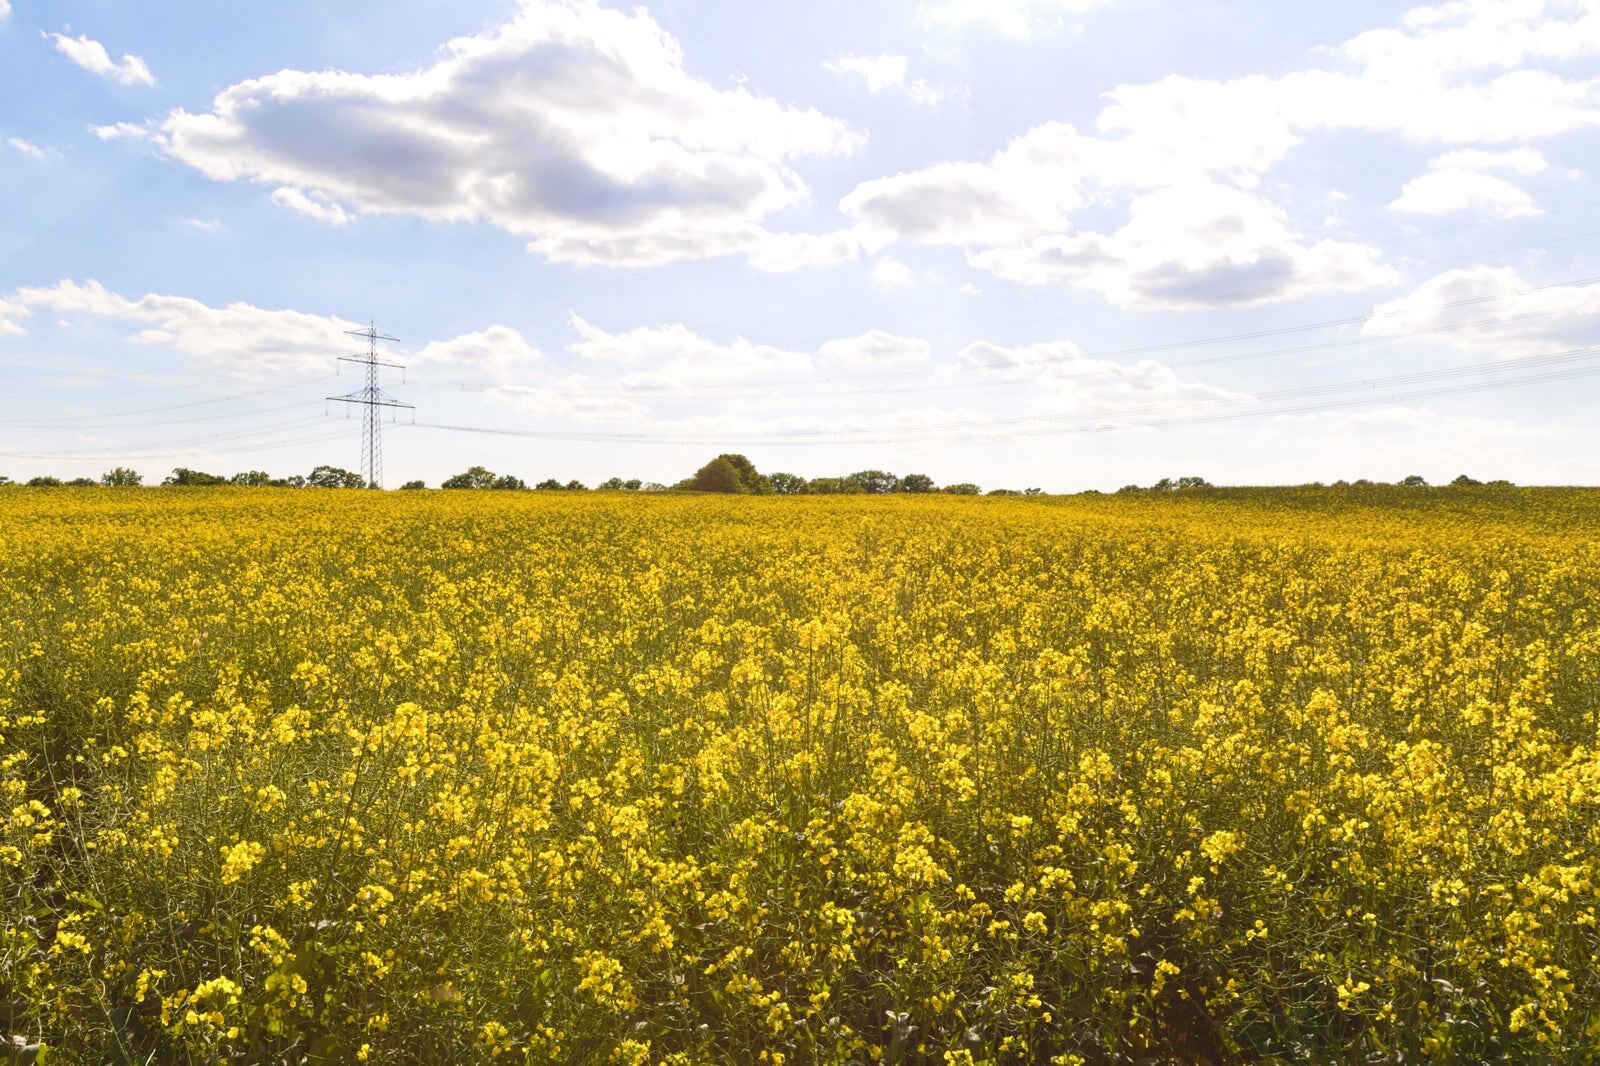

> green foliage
[681,454,769,494]
[1400,474,1430,488]
[442,466,499,490]
[230,470,273,487]
[806,476,863,495]
[942,482,981,495]
[899,473,936,493]
[307,465,367,489]
[399,480,427,490]
[844,470,898,494]
[101,467,143,487]
[163,467,228,486]
[687,456,749,494]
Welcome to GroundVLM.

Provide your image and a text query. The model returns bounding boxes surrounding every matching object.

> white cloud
[8,137,44,158]
[271,186,352,227]
[180,218,226,232]
[835,2,1600,306]
[820,330,932,369]
[1429,147,1548,174]
[870,256,915,286]
[955,339,1252,416]
[414,325,542,373]
[8,279,360,375]
[484,380,648,424]
[157,0,861,269]
[842,126,1085,247]
[0,296,25,336]
[972,184,1394,309]
[1389,144,1547,218]
[566,315,812,388]
[918,0,1110,38]
[960,282,983,295]
[1389,167,1540,218]
[91,122,147,140]
[49,32,156,86]
[1362,266,1600,359]
[824,53,906,92]
[0,1,11,21]
[908,79,970,107]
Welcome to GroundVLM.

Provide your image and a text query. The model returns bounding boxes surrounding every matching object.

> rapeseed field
[2,486,1597,1063]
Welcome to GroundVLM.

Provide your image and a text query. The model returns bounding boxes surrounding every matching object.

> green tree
[688,456,748,493]
[492,474,529,491]
[1450,474,1482,487]
[845,469,899,494]
[806,477,862,495]
[163,467,227,486]
[942,482,981,495]
[565,479,588,491]
[442,466,499,489]
[230,470,272,487]
[900,473,935,493]
[399,480,427,490]
[767,472,808,495]
[535,478,562,490]
[1399,474,1429,488]
[101,467,143,487]
[307,465,366,489]
[27,476,64,487]
[1176,476,1212,490]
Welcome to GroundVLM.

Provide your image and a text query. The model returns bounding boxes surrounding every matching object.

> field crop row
[2,488,1598,1062]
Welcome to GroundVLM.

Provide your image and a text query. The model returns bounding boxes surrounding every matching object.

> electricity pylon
[329,323,412,489]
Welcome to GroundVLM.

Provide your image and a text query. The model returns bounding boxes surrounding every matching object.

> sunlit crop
[3,486,1598,1062]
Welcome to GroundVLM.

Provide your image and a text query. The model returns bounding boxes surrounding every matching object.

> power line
[398,344,1600,447]
[401,272,1600,402]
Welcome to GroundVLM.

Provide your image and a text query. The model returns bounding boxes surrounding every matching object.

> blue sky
[4,0,1600,490]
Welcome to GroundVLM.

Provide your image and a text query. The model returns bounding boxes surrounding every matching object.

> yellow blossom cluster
[2,485,1598,1062]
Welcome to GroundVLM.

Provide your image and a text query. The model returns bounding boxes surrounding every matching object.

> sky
[3,0,1600,491]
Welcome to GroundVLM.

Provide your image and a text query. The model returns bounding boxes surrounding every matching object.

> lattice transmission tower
[329,323,413,489]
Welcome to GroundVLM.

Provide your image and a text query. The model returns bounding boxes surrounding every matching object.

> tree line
[2,461,1514,494]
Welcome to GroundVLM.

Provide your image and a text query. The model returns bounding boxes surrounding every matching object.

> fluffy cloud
[6,279,360,375]
[0,2,10,20]
[870,257,915,286]
[566,315,812,388]
[90,122,147,140]
[414,325,542,373]
[8,137,44,158]
[842,126,1085,247]
[820,330,932,369]
[271,186,351,227]
[1389,168,1540,217]
[955,339,1251,418]
[836,1,1600,305]
[1389,146,1547,217]
[1362,266,1600,358]
[157,0,861,269]
[484,379,647,424]
[908,80,970,107]
[49,32,155,86]
[972,184,1394,309]
[918,0,1111,38]
[824,53,907,92]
